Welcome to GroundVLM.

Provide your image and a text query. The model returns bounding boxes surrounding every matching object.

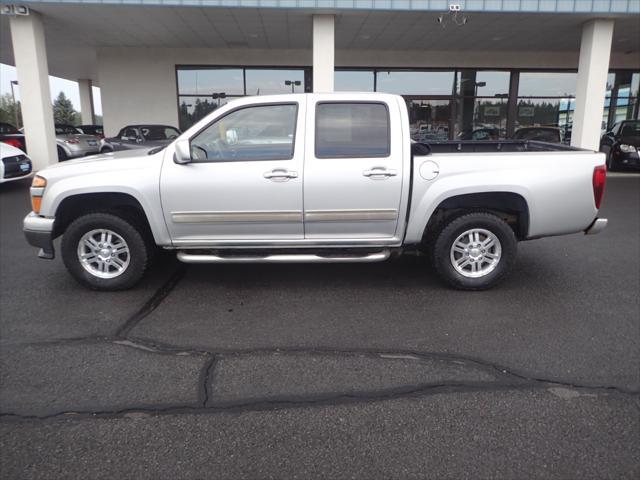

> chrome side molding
[177,249,391,264]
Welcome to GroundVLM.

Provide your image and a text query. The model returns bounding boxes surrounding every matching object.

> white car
[1,142,33,184]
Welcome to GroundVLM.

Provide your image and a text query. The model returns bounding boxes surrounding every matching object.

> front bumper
[23,212,55,259]
[584,217,608,235]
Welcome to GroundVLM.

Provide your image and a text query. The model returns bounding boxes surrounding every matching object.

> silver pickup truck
[23,93,608,291]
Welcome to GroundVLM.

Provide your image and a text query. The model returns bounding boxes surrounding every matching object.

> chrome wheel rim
[77,229,130,279]
[450,228,502,278]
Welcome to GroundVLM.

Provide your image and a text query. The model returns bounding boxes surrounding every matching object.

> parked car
[512,127,562,143]
[458,128,503,141]
[101,124,181,153]
[24,93,607,291]
[0,122,27,152]
[599,120,640,171]
[1,142,32,184]
[77,124,104,138]
[55,124,101,161]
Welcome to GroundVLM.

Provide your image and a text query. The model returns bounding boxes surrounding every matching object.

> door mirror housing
[174,138,191,164]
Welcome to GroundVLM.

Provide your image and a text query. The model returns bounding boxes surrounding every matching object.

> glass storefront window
[245,69,305,95]
[515,98,572,141]
[518,72,577,97]
[334,70,374,92]
[376,71,455,96]
[178,96,230,131]
[455,98,507,140]
[456,71,510,97]
[407,99,451,142]
[177,68,244,96]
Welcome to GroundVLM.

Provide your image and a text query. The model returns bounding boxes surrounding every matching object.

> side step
[176,249,391,264]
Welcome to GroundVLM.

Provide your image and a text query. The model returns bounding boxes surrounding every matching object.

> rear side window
[315,102,390,158]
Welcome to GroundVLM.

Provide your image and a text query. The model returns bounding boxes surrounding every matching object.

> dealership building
[1,0,639,169]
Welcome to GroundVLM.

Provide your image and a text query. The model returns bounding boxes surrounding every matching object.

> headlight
[619,144,637,153]
[30,175,46,214]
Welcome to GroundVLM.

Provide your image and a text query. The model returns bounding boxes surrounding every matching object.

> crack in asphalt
[114,264,187,338]
[0,382,594,423]
[2,261,637,424]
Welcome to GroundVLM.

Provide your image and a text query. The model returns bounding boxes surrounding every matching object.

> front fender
[41,171,171,246]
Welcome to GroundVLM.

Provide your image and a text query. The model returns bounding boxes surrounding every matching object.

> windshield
[140,126,180,141]
[0,123,19,134]
[620,121,640,138]
[55,125,82,135]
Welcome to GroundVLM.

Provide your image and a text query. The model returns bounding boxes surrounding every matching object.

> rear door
[303,96,405,241]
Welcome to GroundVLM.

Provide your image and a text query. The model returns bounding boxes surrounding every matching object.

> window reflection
[177,69,244,96]
[456,71,510,97]
[334,70,374,92]
[245,69,305,95]
[518,72,577,97]
[178,96,230,131]
[376,71,455,95]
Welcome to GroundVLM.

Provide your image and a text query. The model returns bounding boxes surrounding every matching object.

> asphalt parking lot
[1,174,639,479]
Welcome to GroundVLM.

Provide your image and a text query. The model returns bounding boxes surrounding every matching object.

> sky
[0,63,102,116]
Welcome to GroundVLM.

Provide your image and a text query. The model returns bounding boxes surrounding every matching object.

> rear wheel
[606,151,617,171]
[61,212,150,290]
[432,212,517,290]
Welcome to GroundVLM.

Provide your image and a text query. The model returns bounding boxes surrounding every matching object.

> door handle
[264,169,298,181]
[363,167,397,178]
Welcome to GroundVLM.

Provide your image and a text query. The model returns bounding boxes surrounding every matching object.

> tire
[606,151,617,172]
[431,212,517,290]
[57,147,68,161]
[61,212,150,291]
[100,147,113,154]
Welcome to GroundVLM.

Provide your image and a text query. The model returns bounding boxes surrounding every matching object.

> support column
[571,19,614,151]
[78,79,95,125]
[313,14,335,93]
[9,11,57,169]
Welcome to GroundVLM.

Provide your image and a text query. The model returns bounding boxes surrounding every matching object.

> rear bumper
[584,217,608,235]
[23,213,55,259]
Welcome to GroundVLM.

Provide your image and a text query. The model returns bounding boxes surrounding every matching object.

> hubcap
[449,228,502,278]
[77,229,130,279]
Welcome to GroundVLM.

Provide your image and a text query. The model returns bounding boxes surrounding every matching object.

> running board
[176,249,391,264]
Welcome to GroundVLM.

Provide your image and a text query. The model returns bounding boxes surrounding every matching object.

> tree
[52,91,79,125]
[0,93,22,127]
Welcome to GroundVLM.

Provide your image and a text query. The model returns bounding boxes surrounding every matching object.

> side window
[124,128,137,139]
[315,102,390,158]
[190,104,297,162]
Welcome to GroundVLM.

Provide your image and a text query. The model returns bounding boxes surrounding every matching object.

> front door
[303,95,406,241]
[160,99,305,245]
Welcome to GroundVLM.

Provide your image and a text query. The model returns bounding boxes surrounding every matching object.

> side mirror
[174,138,191,164]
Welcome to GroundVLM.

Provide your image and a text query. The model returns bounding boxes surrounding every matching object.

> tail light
[65,137,80,144]
[592,165,606,209]
[2,138,24,150]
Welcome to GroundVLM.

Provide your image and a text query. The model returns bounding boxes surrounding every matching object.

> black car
[0,122,27,152]
[512,127,562,143]
[77,124,104,138]
[101,124,181,153]
[600,120,640,171]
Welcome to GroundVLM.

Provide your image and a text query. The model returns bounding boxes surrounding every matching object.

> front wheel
[61,213,150,290]
[432,212,517,290]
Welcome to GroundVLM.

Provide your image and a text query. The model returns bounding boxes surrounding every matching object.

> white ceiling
[1,4,638,81]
